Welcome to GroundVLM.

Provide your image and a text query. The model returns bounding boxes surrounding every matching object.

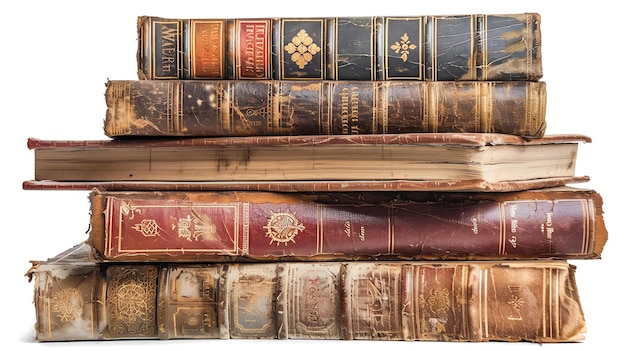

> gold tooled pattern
[132,219,160,237]
[284,29,321,69]
[106,266,158,337]
[506,286,524,320]
[390,33,417,62]
[426,288,451,314]
[176,211,218,242]
[51,288,84,322]
[263,210,305,246]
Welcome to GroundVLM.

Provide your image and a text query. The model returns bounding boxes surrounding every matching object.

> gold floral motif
[176,211,218,242]
[52,288,83,321]
[132,219,160,237]
[390,33,417,62]
[284,29,321,69]
[426,288,450,314]
[264,210,305,246]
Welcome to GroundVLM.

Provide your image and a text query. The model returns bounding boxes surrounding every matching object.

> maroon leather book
[87,187,607,262]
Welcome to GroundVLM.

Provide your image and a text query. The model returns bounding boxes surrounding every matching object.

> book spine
[88,190,601,262]
[328,17,376,80]
[103,80,547,138]
[424,14,543,80]
[137,14,541,81]
[30,260,586,341]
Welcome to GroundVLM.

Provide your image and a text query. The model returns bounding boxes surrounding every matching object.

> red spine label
[237,20,270,79]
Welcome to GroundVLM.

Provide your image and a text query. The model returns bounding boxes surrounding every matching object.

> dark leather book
[103,80,547,138]
[86,187,607,263]
[137,13,542,81]
[27,242,586,342]
[25,133,589,189]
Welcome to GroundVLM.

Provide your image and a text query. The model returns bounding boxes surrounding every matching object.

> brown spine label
[191,20,225,79]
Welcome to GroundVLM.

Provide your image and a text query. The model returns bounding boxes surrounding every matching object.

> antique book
[27,242,586,342]
[103,79,547,138]
[21,176,593,192]
[87,187,607,263]
[26,133,589,188]
[137,13,542,81]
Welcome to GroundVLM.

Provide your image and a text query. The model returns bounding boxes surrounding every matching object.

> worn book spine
[27,243,585,342]
[137,13,542,81]
[87,188,606,262]
[103,80,547,138]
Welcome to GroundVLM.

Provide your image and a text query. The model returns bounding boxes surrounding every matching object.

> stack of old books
[24,13,606,343]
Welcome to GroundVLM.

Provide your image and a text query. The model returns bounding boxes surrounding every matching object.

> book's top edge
[137,13,540,21]
[22,176,591,192]
[27,133,591,150]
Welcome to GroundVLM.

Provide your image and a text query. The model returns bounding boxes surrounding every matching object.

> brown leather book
[25,133,587,188]
[87,187,607,262]
[103,79,546,138]
[27,242,585,342]
[137,13,542,81]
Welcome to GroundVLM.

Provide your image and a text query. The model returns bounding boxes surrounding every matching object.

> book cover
[87,187,607,262]
[25,133,589,188]
[103,80,547,138]
[27,242,585,342]
[137,13,542,81]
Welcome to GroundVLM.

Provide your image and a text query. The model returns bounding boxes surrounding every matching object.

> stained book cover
[103,80,547,138]
[27,243,586,342]
[25,133,588,186]
[137,13,541,81]
[86,187,607,263]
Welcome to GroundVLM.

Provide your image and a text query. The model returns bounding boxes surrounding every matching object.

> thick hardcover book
[26,133,589,188]
[103,79,547,138]
[137,13,542,81]
[87,187,606,263]
[27,242,585,342]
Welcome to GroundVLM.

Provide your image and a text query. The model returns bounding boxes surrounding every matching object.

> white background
[2,1,622,350]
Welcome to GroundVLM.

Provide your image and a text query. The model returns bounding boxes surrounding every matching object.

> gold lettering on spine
[159,25,178,74]
[350,87,360,134]
[242,202,249,255]
[193,21,224,79]
[339,86,360,134]
[543,211,554,240]
[340,88,350,134]
[239,21,268,79]
[508,204,518,248]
